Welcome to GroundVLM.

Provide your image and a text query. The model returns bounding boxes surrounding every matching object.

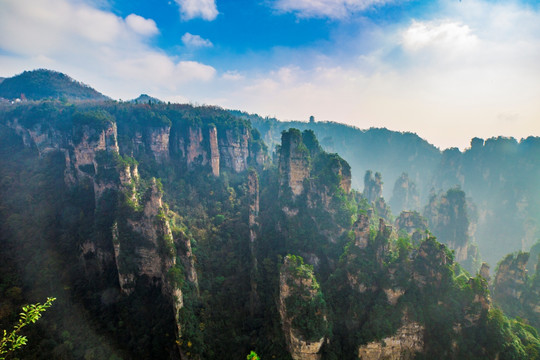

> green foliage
[247,350,261,360]
[0,297,55,359]
[72,110,114,144]
[283,255,328,342]
[0,69,108,101]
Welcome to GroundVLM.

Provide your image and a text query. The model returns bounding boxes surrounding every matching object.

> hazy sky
[1,0,539,149]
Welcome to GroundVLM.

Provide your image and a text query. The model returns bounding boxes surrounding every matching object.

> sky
[1,0,539,149]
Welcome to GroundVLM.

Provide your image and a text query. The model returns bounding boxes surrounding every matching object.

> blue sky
[1,0,540,149]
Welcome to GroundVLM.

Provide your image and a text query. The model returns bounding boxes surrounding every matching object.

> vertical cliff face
[279,255,327,360]
[345,216,393,293]
[492,252,540,330]
[357,321,424,360]
[218,127,250,173]
[248,169,260,314]
[412,238,453,287]
[390,172,420,213]
[145,126,170,162]
[71,122,119,180]
[363,170,391,220]
[279,129,310,196]
[9,118,66,156]
[209,125,220,177]
[363,170,383,203]
[423,188,478,271]
[353,214,370,249]
[279,128,351,199]
[186,126,206,166]
[169,121,262,175]
[395,211,428,244]
[493,252,529,302]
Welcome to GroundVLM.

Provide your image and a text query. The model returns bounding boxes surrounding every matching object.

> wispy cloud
[182,32,213,47]
[175,0,218,21]
[271,0,397,19]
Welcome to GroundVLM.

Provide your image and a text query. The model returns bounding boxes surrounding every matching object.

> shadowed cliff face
[279,255,327,360]
[390,172,420,214]
[395,211,428,244]
[492,252,540,328]
[357,320,424,360]
[423,187,479,272]
[363,171,391,221]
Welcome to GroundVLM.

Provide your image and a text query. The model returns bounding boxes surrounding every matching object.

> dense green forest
[0,70,539,359]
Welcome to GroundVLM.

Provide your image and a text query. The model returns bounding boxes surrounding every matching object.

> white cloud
[271,0,395,19]
[401,20,477,53]
[0,0,216,99]
[212,1,540,150]
[126,14,159,36]
[175,0,218,21]
[181,32,213,47]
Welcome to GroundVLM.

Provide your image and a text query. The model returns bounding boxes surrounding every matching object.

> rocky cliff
[357,320,424,360]
[423,188,479,271]
[363,171,391,220]
[493,252,529,304]
[279,128,351,200]
[248,169,260,315]
[279,255,327,360]
[279,129,311,197]
[390,172,420,213]
[395,211,428,244]
[363,170,383,203]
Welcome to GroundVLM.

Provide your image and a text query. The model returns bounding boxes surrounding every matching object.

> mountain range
[0,69,539,360]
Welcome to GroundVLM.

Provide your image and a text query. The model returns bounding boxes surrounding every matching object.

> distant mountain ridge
[0,69,109,101]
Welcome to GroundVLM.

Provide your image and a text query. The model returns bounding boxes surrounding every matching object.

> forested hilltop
[0,70,539,359]
[236,111,540,267]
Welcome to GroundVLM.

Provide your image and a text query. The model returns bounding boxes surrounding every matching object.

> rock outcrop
[493,252,540,329]
[390,172,420,213]
[357,321,424,360]
[279,129,311,196]
[279,128,351,201]
[363,170,383,203]
[363,171,391,220]
[423,188,478,271]
[353,214,370,249]
[395,211,428,244]
[248,169,260,315]
[145,126,170,162]
[279,255,327,360]
[209,125,220,176]
[218,127,250,172]
[494,252,529,301]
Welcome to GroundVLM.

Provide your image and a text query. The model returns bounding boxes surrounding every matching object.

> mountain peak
[0,69,109,101]
[129,94,162,104]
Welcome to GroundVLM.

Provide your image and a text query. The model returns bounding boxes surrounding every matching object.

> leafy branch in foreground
[247,350,260,360]
[0,297,56,359]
